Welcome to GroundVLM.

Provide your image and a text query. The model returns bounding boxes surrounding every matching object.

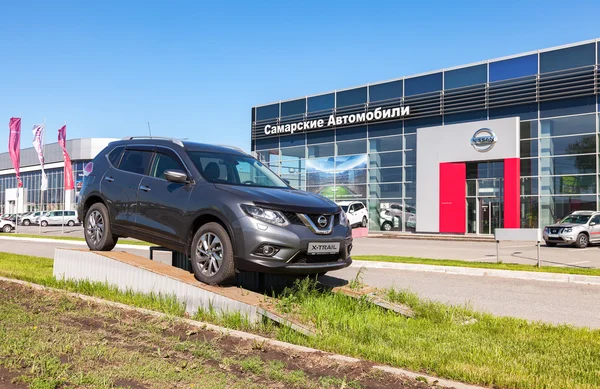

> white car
[380,203,416,231]
[38,210,80,227]
[0,219,15,233]
[337,201,369,228]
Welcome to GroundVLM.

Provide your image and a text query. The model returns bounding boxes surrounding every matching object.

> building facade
[0,138,117,214]
[251,39,600,234]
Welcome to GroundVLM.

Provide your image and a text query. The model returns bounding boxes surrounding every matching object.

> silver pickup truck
[543,210,600,248]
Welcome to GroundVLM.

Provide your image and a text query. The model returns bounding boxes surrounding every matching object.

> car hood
[545,223,585,229]
[215,184,339,214]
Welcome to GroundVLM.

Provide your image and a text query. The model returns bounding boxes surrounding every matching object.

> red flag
[8,118,22,188]
[58,125,74,190]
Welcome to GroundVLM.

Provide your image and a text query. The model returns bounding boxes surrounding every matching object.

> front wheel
[41,221,48,227]
[381,222,392,231]
[84,203,118,251]
[575,233,589,249]
[67,220,75,227]
[23,219,31,226]
[190,222,236,285]
[361,216,367,228]
[3,225,12,233]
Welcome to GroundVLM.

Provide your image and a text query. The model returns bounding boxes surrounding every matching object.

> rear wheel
[382,221,392,231]
[190,222,236,285]
[361,216,367,228]
[3,224,12,233]
[67,220,75,227]
[23,219,31,226]
[41,220,48,227]
[575,233,589,248]
[84,203,118,251]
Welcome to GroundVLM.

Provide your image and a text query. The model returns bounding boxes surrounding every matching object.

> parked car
[379,203,416,231]
[337,201,368,228]
[77,137,353,285]
[0,218,15,233]
[543,210,600,248]
[20,211,44,226]
[38,210,79,227]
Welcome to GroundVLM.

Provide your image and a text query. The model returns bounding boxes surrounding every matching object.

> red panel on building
[439,162,466,233]
[503,158,520,228]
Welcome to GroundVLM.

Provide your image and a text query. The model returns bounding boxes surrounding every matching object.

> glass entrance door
[479,198,503,235]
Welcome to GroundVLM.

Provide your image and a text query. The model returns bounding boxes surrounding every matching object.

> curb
[0,236,150,250]
[367,234,496,243]
[351,260,600,286]
[0,275,487,389]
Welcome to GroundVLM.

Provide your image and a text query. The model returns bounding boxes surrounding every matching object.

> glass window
[540,134,596,156]
[280,173,305,190]
[336,169,367,186]
[308,93,334,112]
[307,130,334,145]
[405,182,416,199]
[444,64,487,89]
[336,125,367,141]
[118,150,153,175]
[540,195,596,227]
[540,114,595,137]
[405,73,442,96]
[520,121,538,139]
[256,149,280,165]
[281,99,306,117]
[521,140,538,158]
[540,96,596,118]
[370,135,403,152]
[405,166,416,182]
[337,140,366,156]
[307,172,334,186]
[540,43,596,73]
[489,54,538,82]
[521,158,538,177]
[280,133,305,148]
[108,146,124,167]
[541,175,596,195]
[150,153,184,179]
[490,103,538,121]
[370,151,403,168]
[308,143,334,158]
[466,161,504,179]
[540,155,596,175]
[521,177,538,195]
[370,183,403,198]
[521,196,539,228]
[369,167,403,183]
[404,116,442,134]
[336,87,367,108]
[256,138,278,150]
[405,151,416,166]
[281,159,305,173]
[405,135,416,150]
[369,80,403,103]
[444,110,487,125]
[256,104,279,121]
[368,121,402,137]
[280,146,305,160]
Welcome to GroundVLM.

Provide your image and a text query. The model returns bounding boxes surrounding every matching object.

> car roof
[112,137,248,156]
[570,210,596,215]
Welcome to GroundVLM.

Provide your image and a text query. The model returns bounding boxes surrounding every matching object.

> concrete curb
[0,275,487,389]
[0,236,149,251]
[351,260,600,286]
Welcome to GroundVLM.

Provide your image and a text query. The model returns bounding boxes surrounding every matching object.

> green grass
[2,251,600,389]
[354,255,600,277]
[10,233,154,246]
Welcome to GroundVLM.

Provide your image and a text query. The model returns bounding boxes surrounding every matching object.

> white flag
[32,124,48,191]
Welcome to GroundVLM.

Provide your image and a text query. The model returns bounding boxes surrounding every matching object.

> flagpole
[39,117,46,235]
[15,113,22,235]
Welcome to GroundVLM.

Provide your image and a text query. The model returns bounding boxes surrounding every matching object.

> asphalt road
[3,238,600,329]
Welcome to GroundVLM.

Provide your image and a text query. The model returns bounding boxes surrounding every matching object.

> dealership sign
[264,105,410,135]
[470,128,497,152]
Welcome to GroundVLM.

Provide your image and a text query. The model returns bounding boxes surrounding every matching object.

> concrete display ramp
[52,248,314,335]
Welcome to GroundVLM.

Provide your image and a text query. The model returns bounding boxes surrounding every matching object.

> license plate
[307,242,340,255]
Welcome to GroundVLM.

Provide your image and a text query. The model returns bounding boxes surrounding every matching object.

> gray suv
[77,137,353,285]
[543,210,600,248]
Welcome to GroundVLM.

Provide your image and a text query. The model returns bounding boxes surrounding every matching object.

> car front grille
[282,211,340,226]
[550,228,561,234]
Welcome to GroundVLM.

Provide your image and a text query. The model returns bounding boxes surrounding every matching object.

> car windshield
[560,214,591,224]
[187,151,289,188]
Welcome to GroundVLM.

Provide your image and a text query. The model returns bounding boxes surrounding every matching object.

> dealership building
[0,138,116,214]
[251,39,600,234]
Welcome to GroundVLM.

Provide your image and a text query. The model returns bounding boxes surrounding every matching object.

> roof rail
[121,136,184,147]
[216,144,248,154]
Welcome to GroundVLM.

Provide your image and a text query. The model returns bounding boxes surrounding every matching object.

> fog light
[254,244,280,257]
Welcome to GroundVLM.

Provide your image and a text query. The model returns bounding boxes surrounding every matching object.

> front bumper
[231,215,353,275]
[543,228,578,244]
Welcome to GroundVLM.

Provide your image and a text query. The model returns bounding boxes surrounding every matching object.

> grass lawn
[353,255,600,277]
[9,233,154,246]
[1,252,600,389]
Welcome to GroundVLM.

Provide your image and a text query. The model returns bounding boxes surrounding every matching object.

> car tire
[84,203,118,251]
[575,233,589,249]
[361,216,367,228]
[545,242,557,247]
[23,220,31,226]
[3,225,12,233]
[67,220,75,227]
[41,221,48,227]
[382,221,392,231]
[190,222,236,286]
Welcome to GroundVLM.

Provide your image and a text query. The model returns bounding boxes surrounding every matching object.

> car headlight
[339,209,349,226]
[563,227,572,233]
[240,204,289,227]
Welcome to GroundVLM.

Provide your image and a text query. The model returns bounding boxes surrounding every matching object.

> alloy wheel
[195,232,223,277]
[87,210,104,245]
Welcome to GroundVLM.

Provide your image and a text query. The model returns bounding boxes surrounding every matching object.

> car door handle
[139,185,151,192]
[104,176,114,183]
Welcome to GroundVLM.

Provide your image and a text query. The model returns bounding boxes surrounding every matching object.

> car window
[108,146,125,167]
[119,150,153,175]
[561,214,591,224]
[355,203,364,211]
[391,204,401,210]
[348,204,355,213]
[590,215,600,224]
[150,152,184,179]
[68,211,75,216]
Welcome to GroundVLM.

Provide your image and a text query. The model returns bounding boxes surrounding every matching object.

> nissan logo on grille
[470,128,497,152]
[317,215,328,228]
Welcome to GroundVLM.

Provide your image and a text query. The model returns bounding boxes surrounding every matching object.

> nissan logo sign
[470,128,497,152]
[317,215,328,228]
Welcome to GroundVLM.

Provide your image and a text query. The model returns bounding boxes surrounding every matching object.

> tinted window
[540,155,596,175]
[540,114,595,137]
[489,54,538,82]
[540,43,595,73]
[280,134,305,148]
[256,104,279,121]
[308,143,334,158]
[308,94,334,112]
[521,158,538,177]
[307,130,334,145]
[520,121,538,139]
[119,150,153,175]
[444,64,487,89]
[336,125,367,141]
[405,73,442,96]
[368,121,402,137]
[370,135,403,152]
[591,215,600,224]
[68,211,76,216]
[108,146,124,167]
[337,140,366,156]
[521,140,538,158]
[369,167,403,183]
[540,96,596,118]
[151,152,184,179]
[281,99,306,117]
[404,116,442,134]
[256,138,279,150]
[336,87,367,108]
[540,135,596,156]
[369,80,403,102]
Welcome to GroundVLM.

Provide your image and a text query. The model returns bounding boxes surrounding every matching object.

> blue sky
[1,0,599,153]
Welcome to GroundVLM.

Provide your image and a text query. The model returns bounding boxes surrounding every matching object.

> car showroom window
[118,149,153,175]
[151,152,184,179]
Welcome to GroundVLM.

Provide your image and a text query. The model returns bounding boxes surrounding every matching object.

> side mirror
[164,169,189,184]
[591,222,597,226]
